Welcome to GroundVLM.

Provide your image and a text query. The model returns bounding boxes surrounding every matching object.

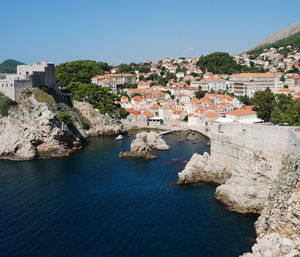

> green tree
[270,95,300,126]
[196,52,265,74]
[55,60,110,88]
[57,112,74,127]
[195,86,206,99]
[65,82,122,117]
[239,95,251,105]
[251,88,275,122]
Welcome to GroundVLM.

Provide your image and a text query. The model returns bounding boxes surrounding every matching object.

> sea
[0,132,257,257]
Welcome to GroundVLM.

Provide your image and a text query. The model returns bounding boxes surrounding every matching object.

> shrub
[82,122,90,130]
[57,112,74,126]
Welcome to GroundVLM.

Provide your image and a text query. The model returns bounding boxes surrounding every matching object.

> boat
[116,135,123,140]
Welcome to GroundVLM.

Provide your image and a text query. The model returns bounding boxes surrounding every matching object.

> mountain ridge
[247,21,300,52]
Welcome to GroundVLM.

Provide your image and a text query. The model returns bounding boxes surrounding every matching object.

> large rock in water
[119,131,170,159]
[178,151,276,214]
[145,131,171,150]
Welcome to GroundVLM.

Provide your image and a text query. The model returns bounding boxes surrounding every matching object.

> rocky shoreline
[0,89,126,161]
[178,150,300,256]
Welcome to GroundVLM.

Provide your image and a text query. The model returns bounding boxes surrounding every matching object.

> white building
[229,73,276,97]
[0,62,57,100]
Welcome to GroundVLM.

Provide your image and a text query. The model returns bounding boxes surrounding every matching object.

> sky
[1,0,300,65]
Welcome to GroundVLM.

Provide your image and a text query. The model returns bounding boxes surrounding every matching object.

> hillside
[247,21,300,53]
[247,31,300,56]
[0,59,25,73]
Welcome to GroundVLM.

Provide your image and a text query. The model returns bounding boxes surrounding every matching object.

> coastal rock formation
[146,131,171,150]
[0,90,84,161]
[242,155,300,257]
[0,89,127,161]
[215,155,274,214]
[178,152,232,184]
[73,100,127,136]
[119,132,156,159]
[178,152,275,214]
[119,131,170,159]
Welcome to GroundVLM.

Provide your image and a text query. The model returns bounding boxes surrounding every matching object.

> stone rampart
[210,123,298,172]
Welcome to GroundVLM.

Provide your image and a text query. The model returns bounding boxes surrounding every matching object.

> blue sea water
[0,133,257,257]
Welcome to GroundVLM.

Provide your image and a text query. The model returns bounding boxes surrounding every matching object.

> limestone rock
[178,151,276,214]
[119,131,170,159]
[73,100,127,136]
[145,131,171,150]
[119,132,156,159]
[242,155,300,257]
[0,89,127,161]
[0,89,84,161]
[178,152,232,184]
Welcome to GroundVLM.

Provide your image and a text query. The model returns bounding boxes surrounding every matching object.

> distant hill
[246,22,300,54]
[0,59,25,73]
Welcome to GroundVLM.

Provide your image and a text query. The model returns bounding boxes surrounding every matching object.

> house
[225,108,263,123]
[149,117,163,126]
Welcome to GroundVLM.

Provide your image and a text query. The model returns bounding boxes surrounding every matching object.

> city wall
[210,123,300,172]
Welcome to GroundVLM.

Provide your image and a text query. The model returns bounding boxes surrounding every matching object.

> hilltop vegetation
[247,31,300,55]
[196,52,265,74]
[55,60,110,88]
[56,60,128,118]
[0,59,25,73]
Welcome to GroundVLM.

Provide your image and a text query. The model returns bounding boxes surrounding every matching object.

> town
[90,46,300,130]
[0,46,299,131]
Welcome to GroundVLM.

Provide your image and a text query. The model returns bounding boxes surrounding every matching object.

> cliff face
[73,100,127,136]
[242,155,300,257]
[0,89,126,161]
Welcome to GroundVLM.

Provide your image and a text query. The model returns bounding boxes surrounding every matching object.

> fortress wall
[0,80,15,100]
[14,80,33,100]
[210,123,294,172]
[288,128,300,155]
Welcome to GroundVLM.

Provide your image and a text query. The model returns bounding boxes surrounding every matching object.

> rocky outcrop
[119,131,170,159]
[0,90,85,161]
[0,89,127,161]
[178,151,275,214]
[178,152,232,184]
[215,154,274,214]
[119,132,156,159]
[73,100,127,136]
[242,155,300,257]
[145,131,171,150]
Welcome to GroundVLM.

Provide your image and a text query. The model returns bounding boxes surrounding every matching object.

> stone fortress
[0,62,57,100]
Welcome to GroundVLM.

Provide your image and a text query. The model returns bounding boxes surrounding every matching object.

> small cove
[0,132,257,257]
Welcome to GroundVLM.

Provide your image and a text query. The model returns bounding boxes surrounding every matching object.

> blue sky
[1,0,299,65]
